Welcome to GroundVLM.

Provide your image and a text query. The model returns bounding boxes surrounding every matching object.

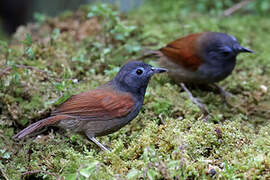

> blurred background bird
[141,32,253,115]
[13,61,167,151]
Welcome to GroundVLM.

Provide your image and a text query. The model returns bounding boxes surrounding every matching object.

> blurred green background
[0,0,270,37]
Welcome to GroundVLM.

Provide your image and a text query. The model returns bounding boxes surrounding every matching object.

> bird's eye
[222,51,230,56]
[219,46,232,57]
[136,69,143,75]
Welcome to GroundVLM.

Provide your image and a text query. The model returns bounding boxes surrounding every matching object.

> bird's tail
[12,115,68,140]
[138,50,162,60]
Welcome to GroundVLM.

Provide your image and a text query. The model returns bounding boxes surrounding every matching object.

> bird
[141,32,253,115]
[13,61,168,151]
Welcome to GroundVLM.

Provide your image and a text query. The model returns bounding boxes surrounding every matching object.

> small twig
[0,166,9,180]
[18,65,51,76]
[0,65,51,77]
[0,64,63,84]
[22,170,62,180]
[0,67,11,77]
[223,0,254,16]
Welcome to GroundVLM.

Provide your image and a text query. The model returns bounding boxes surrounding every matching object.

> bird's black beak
[237,46,254,53]
[151,67,168,74]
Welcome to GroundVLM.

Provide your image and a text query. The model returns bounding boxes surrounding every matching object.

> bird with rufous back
[141,32,253,115]
[13,61,167,151]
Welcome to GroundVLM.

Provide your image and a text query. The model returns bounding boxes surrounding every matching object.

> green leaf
[33,12,47,23]
[52,28,60,41]
[22,33,33,46]
[63,173,77,180]
[25,47,35,59]
[79,161,99,178]
[126,169,141,179]
[3,152,11,159]
[147,169,159,180]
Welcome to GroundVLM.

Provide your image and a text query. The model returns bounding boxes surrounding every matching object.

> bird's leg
[180,83,209,117]
[210,84,233,101]
[87,135,110,151]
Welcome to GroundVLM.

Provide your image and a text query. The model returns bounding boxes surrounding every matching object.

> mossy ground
[1,1,270,179]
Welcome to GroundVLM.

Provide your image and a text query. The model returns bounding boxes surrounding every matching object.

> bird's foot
[88,136,110,152]
[210,84,235,106]
[218,86,233,100]
[180,83,209,120]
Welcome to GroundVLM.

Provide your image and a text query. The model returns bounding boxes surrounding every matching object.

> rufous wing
[160,33,203,71]
[52,88,135,120]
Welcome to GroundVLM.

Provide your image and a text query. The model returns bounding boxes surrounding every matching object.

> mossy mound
[1,2,270,179]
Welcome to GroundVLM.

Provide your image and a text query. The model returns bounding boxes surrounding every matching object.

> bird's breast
[197,60,236,83]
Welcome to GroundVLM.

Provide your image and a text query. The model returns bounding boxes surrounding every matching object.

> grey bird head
[113,61,167,95]
[201,32,253,64]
